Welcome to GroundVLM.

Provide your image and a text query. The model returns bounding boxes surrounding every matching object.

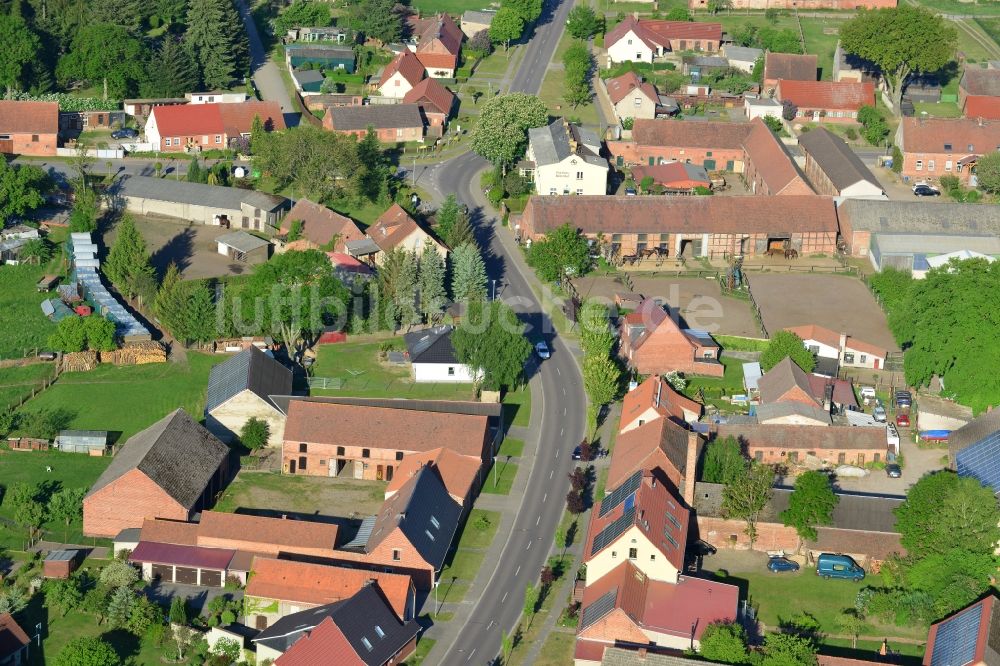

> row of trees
[578,301,622,435]
[562,41,593,109]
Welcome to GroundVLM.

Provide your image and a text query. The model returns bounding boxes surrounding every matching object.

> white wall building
[403,326,479,383]
[523,119,608,196]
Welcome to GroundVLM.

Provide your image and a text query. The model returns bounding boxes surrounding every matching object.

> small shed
[37,275,60,292]
[216,231,270,264]
[43,549,80,579]
[743,362,763,398]
[41,298,75,322]
[292,68,325,94]
[55,430,109,455]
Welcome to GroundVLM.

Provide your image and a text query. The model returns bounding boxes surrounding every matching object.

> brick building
[776,80,876,123]
[384,446,483,509]
[204,346,293,446]
[278,198,366,253]
[740,119,815,195]
[0,100,59,156]
[894,116,1000,185]
[605,17,722,64]
[763,52,818,91]
[406,14,463,78]
[606,416,703,505]
[712,424,890,467]
[403,77,456,135]
[322,104,423,143]
[83,410,230,538]
[605,71,660,123]
[619,375,703,433]
[619,298,724,378]
[144,101,284,152]
[959,67,1000,120]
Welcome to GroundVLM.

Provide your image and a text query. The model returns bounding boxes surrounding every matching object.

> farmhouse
[798,128,885,198]
[959,67,1000,120]
[784,323,888,371]
[144,101,284,152]
[606,17,722,64]
[377,50,425,99]
[279,198,366,253]
[775,80,876,123]
[522,119,609,196]
[619,298,723,378]
[83,409,231,538]
[403,325,478,383]
[215,230,270,265]
[712,424,889,467]
[763,52,818,91]
[894,116,1000,185]
[605,71,660,123]
[367,203,448,262]
[406,13,463,78]
[113,175,289,230]
[607,416,702,504]
[403,77,456,135]
[0,100,59,156]
[757,357,858,416]
[204,346,293,445]
[322,104,423,142]
[619,374,703,433]
[385,446,483,508]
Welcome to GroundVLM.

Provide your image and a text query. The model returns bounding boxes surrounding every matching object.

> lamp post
[493,456,498,488]
[491,279,497,301]
[434,580,440,614]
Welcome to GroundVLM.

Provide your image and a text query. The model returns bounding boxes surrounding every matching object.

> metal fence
[307,377,345,390]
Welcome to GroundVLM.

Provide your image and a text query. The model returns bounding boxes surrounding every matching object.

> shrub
[844,127,858,140]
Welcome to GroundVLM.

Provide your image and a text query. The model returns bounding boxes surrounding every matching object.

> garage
[200,570,223,587]
[151,564,173,582]
[129,541,237,588]
[175,567,199,585]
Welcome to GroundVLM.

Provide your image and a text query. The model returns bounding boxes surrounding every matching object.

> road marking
[487,620,494,630]
[501,592,508,603]
[526,540,532,550]
[556,367,561,376]
[560,427,564,437]
[515,565,521,576]
[467,648,477,662]
[562,388,567,395]
[542,493,547,503]
[563,407,567,415]
[555,449,559,458]
[536,515,541,525]
[549,470,554,479]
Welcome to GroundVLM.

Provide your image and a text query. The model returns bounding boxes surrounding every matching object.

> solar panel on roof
[956,431,1000,494]
[623,493,636,512]
[591,507,636,555]
[599,470,643,518]
[930,602,984,666]
[580,588,618,630]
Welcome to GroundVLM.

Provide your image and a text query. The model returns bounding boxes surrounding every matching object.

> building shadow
[150,227,197,275]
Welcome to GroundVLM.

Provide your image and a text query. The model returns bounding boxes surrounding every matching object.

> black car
[572,445,582,460]
[767,557,800,573]
[886,463,902,478]
[111,128,138,140]
[912,184,940,197]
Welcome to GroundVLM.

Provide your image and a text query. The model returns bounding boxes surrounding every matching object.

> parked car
[535,341,550,360]
[860,386,876,401]
[886,423,899,448]
[896,413,911,427]
[767,557,800,573]
[895,392,912,408]
[886,463,902,478]
[816,553,865,581]
[912,184,940,197]
[111,128,138,139]
[873,405,887,422]
[572,445,582,460]
[624,188,637,196]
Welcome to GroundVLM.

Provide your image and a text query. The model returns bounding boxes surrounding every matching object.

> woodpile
[62,351,99,373]
[102,341,167,366]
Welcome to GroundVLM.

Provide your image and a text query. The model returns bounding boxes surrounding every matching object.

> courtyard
[214,471,387,521]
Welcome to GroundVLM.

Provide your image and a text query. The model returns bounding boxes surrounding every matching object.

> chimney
[838,331,847,355]
[638,647,648,659]
[654,376,662,408]
[683,431,700,506]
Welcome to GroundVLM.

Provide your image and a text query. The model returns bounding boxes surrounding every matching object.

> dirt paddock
[748,273,899,351]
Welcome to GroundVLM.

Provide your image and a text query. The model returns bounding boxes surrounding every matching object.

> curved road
[431,0,589,663]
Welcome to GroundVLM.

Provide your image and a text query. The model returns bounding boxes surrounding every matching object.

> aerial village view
[0,0,999,662]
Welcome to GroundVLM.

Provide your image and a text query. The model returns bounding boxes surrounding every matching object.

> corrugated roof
[129,540,235,569]
[205,346,293,413]
[216,230,269,253]
[114,175,288,212]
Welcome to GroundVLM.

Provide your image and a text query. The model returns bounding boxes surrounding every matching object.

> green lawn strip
[950,19,999,63]
[715,334,768,352]
[913,101,961,118]
[401,637,436,666]
[0,363,57,411]
[684,356,746,405]
[22,352,227,442]
[214,471,386,515]
[498,437,525,458]
[508,555,576,665]
[0,258,67,359]
[503,385,532,428]
[472,50,514,78]
[481,461,518,495]
[456,509,502,550]
[536,630,577,666]
[821,637,926,659]
[924,0,1000,16]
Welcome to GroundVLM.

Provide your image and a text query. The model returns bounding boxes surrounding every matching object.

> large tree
[53,637,122,666]
[104,215,156,304]
[0,160,49,220]
[566,5,602,40]
[975,151,1000,194]
[351,0,403,44]
[145,38,200,98]
[702,435,747,485]
[489,7,525,51]
[0,14,41,93]
[274,0,331,35]
[451,299,532,390]
[526,223,591,282]
[472,93,548,166]
[185,0,249,89]
[252,125,366,202]
[699,622,750,664]
[562,41,593,108]
[56,23,148,99]
[760,330,816,372]
[418,240,446,321]
[451,243,488,301]
[760,632,817,666]
[582,354,621,409]
[721,461,774,547]
[840,6,956,115]
[780,471,838,540]
[435,195,475,249]
[579,302,615,357]
[503,0,542,23]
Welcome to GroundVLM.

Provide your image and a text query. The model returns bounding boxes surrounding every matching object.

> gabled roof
[764,52,818,82]
[777,80,875,110]
[408,13,463,56]
[115,175,287,212]
[714,423,886,452]
[898,116,1000,155]
[361,466,462,570]
[404,325,459,364]
[216,230,269,253]
[152,101,285,137]
[529,118,606,168]
[608,417,697,491]
[964,96,1000,120]
[246,557,414,620]
[85,409,229,510]
[205,346,293,413]
[379,49,425,88]
[0,612,30,658]
[757,357,818,406]
[605,71,659,106]
[619,375,703,430]
[368,203,427,252]
[140,517,200,546]
[606,16,658,51]
[281,198,366,250]
[218,101,286,135]
[723,45,763,63]
[784,323,887,358]
[607,17,722,50]
[949,408,1000,462]
[798,128,883,192]
[402,77,455,116]
[0,100,58,134]
[743,118,811,194]
[960,67,1000,97]
[600,648,713,666]
[325,104,423,131]
[836,198,1000,236]
[755,400,831,425]
[197,511,339,551]
[924,595,1000,666]
[385,447,481,504]
[632,118,751,149]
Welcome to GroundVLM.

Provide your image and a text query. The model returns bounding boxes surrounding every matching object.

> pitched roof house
[0,100,59,156]
[461,9,495,38]
[784,324,889,371]
[385,446,482,507]
[894,116,1000,185]
[756,357,857,421]
[377,50,425,98]
[713,424,890,467]
[322,105,424,143]
[798,128,885,198]
[607,417,703,505]
[960,67,1000,120]
[279,198,366,252]
[524,118,609,196]
[83,409,230,537]
[741,118,814,195]
[606,17,723,64]
[366,203,448,261]
[619,374,703,433]
[763,52,818,89]
[0,612,30,666]
[923,595,1000,666]
[204,346,293,445]
[144,101,285,152]
[619,298,723,378]
[258,586,420,666]
[403,77,456,133]
[605,71,661,123]
[403,325,478,383]
[775,80,876,123]
[406,13,464,77]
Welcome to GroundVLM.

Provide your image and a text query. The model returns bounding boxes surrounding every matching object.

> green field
[913,101,962,118]
[920,0,1000,16]
[711,14,846,81]
[21,352,226,442]
[0,363,57,411]
[0,260,65,360]
[503,385,532,428]
[683,355,747,410]
[401,637,436,666]
[481,460,518,494]
[498,437,524,457]
[538,31,603,128]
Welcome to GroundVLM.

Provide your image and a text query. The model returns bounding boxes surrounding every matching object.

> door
[874,359,880,370]
[703,159,716,170]
[151,564,173,582]
[289,459,296,474]
[726,160,734,171]
[648,157,655,166]
[200,570,222,587]
[174,567,198,585]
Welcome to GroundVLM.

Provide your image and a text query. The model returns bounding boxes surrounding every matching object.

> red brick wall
[625,326,725,378]
[83,469,188,538]
[325,529,437,590]
[668,38,720,53]
[4,132,58,157]
[900,151,974,185]
[159,134,228,152]
[749,446,888,467]
[696,516,801,553]
[607,142,743,170]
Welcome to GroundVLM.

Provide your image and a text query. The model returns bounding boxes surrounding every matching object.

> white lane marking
[526,541,532,550]
[560,427,564,437]
[562,388,567,395]
[487,620,494,630]
[515,565,521,576]
[563,407,567,415]
[467,648,477,662]
[555,449,559,458]
[501,592,508,603]
[549,470,554,479]
[556,367,561,376]
[536,515,541,525]
[542,493,547,503]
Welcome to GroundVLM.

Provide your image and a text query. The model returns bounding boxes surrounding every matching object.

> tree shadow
[100,628,141,662]
[150,227,197,276]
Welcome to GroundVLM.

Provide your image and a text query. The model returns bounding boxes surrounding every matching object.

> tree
[0,587,27,615]
[56,23,147,99]
[468,29,493,59]
[127,595,164,637]
[146,38,201,97]
[418,240,447,321]
[104,215,155,303]
[840,7,956,115]
[976,151,1000,194]
[15,409,72,439]
[47,317,85,353]
[186,0,249,89]
[472,93,548,166]
[251,125,367,202]
[451,299,532,390]
[274,1,331,35]
[836,610,866,650]
[761,632,817,666]
[106,585,136,628]
[155,263,189,340]
[780,471,838,540]
[45,577,84,617]
[53,637,122,666]
[702,436,747,485]
[566,5,602,39]
[395,250,420,327]
[721,461,774,547]
[489,7,525,51]
[240,417,270,450]
[435,195,474,249]
[527,223,591,282]
[90,0,144,33]
[707,0,732,12]
[760,330,815,372]
[503,0,542,23]
[0,160,49,220]
[781,99,798,121]
[84,316,117,351]
[214,637,242,661]
[19,238,53,265]
[699,621,750,664]
[69,185,99,233]
[0,14,41,93]
[562,42,593,108]
[857,105,888,146]
[579,302,614,357]
[350,0,404,44]
[356,129,390,203]
[752,56,765,83]
[99,559,140,588]
[185,282,218,344]
[582,354,621,409]
[867,266,913,316]
[169,596,189,625]
[49,488,86,542]
[763,115,784,133]
[451,243,488,301]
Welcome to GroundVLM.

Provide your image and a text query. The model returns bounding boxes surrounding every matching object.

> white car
[860,386,876,401]
[873,405,887,423]
[535,342,551,359]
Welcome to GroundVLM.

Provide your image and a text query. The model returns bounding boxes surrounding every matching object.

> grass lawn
[924,0,1000,17]
[0,449,112,549]
[458,509,502,549]
[537,31,602,128]
[913,101,962,118]
[401,637,436,666]
[215,471,387,518]
[822,637,926,661]
[22,352,227,442]
[437,510,501,605]
[472,50,513,78]
[503,385,532,428]
[715,335,768,352]
[684,356,746,404]
[952,19,1000,64]
[711,15,846,81]
[0,256,67,359]
[309,340,477,400]
[481,460,518,495]
[498,437,524,458]
[0,363,56,411]
[536,630,577,666]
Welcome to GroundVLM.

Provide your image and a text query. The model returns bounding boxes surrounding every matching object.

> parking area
[575,275,759,337]
[749,273,898,352]
[102,215,266,280]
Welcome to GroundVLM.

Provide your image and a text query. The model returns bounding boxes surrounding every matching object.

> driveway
[234,0,299,127]
[832,427,948,496]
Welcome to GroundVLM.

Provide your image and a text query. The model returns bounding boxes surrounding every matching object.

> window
[337,446,345,456]
[611,551,617,559]
[549,187,557,195]
[808,345,820,354]
[844,352,855,364]
[838,453,846,464]
[636,52,642,59]
[576,171,584,179]
[860,354,867,364]
[424,530,435,541]
[396,128,404,138]
[944,143,952,151]
[628,548,638,559]
[968,144,975,152]
[789,452,799,463]
[448,366,455,376]
[706,151,713,157]
[392,549,401,561]
[31,134,38,142]
[299,443,307,453]
[874,453,881,463]
[319,459,326,465]
[361,637,373,652]
[928,160,936,171]
[362,448,370,458]
[915,160,923,171]
[165,138,172,146]
[375,626,385,639]
[215,135,222,144]
[754,451,763,462]
[395,79,400,86]
[634,96,642,107]
[430,516,441,529]
[576,188,583,195]
[395,451,404,461]
[298,456,307,470]
[202,135,209,144]
[945,160,953,171]
[650,554,656,561]
[627,38,633,45]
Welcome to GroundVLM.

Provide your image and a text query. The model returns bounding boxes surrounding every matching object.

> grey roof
[205,346,293,414]
[742,362,762,391]
[724,46,763,62]
[580,588,618,630]
[114,175,288,212]
[292,68,325,85]
[756,400,831,425]
[270,395,502,418]
[961,67,1000,96]
[215,230,269,254]
[285,43,355,58]
[838,199,1000,236]
[462,9,495,25]
[345,237,381,256]
[85,409,230,509]
[949,409,1000,463]
[57,430,108,439]
[44,549,78,562]
[687,56,729,68]
[528,118,606,168]
[799,128,882,192]
[403,326,459,364]
[115,527,142,542]
[873,233,1000,257]
[601,647,711,666]
[326,104,423,131]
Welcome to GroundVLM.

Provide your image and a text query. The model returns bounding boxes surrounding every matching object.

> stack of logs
[61,341,167,371]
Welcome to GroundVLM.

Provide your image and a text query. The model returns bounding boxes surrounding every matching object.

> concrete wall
[206,390,287,446]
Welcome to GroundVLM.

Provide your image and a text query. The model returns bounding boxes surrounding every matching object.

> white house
[784,324,889,371]
[204,346,293,445]
[605,71,660,123]
[403,326,479,383]
[186,91,248,104]
[723,45,763,74]
[376,50,425,99]
[744,95,782,122]
[522,119,608,196]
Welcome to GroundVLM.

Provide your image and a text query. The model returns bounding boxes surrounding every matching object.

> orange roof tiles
[379,50,425,88]
[777,80,875,111]
[368,203,421,251]
[784,324,887,359]
[632,118,751,149]
[0,100,58,134]
[605,71,658,106]
[619,375,703,430]
[385,447,481,503]
[197,511,339,550]
[899,116,1000,154]
[403,77,456,116]
[281,198,365,250]
[152,101,284,137]
[140,518,200,546]
[607,418,697,491]
[742,118,812,194]
[965,96,1000,120]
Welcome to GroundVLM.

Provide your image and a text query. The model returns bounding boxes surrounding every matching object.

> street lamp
[493,456,498,488]
[434,580,440,614]
[491,279,497,301]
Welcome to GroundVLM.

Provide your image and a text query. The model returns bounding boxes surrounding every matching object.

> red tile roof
[607,418,698,492]
[632,118,751,149]
[283,400,489,458]
[198,511,340,551]
[899,116,1000,154]
[152,101,284,137]
[777,80,875,111]
[281,198,366,250]
[140,518,200,546]
[368,203,422,251]
[246,557,413,620]
[379,50,426,88]
[757,356,819,405]
[606,17,721,51]
[403,77,456,116]
[784,324,887,359]
[619,375,703,430]
[716,423,886,453]
[742,118,811,194]
[416,52,459,71]
[409,14,464,56]
[385,447,481,504]
[630,162,710,189]
[0,100,58,134]
[965,96,1000,120]
[764,52,818,82]
[606,71,659,106]
[130,540,236,569]
[218,100,286,134]
[275,617,364,666]
[0,612,30,658]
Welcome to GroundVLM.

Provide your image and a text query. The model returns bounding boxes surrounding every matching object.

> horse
[621,254,638,266]
[784,249,799,259]
[765,248,785,258]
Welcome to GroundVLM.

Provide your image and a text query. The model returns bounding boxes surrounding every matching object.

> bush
[844,127,858,141]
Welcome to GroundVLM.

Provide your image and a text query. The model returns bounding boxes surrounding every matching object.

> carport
[130,541,235,588]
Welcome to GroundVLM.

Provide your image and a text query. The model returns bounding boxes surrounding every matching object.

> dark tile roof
[764,52,818,82]
[601,647,712,666]
[0,612,29,658]
[114,175,287,211]
[326,104,423,131]
[205,346,293,413]
[960,67,1000,97]
[799,128,882,192]
[85,409,230,510]
[837,198,1000,236]
[403,326,459,364]
[270,395,502,418]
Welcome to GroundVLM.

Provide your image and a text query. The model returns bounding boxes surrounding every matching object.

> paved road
[13,157,249,187]
[234,0,300,127]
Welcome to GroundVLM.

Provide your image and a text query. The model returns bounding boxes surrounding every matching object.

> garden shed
[216,231,270,265]
[43,549,81,579]
[55,430,109,454]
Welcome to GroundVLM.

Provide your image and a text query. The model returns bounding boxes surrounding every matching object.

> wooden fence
[742,273,768,338]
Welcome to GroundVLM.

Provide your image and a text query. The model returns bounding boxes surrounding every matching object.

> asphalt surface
[431,0,589,663]
[234,0,300,127]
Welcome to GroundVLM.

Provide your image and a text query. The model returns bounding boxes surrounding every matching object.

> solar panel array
[591,507,637,555]
[956,431,1000,494]
[929,601,984,666]
[580,588,618,630]
[70,233,150,340]
[599,470,643,518]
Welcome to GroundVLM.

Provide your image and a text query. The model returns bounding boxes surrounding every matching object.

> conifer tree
[451,243,488,301]
[185,0,248,89]
[418,240,446,322]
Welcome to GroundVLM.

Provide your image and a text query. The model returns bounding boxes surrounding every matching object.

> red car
[896,413,910,427]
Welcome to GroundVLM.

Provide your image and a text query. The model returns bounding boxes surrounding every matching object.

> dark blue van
[816,553,865,581]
